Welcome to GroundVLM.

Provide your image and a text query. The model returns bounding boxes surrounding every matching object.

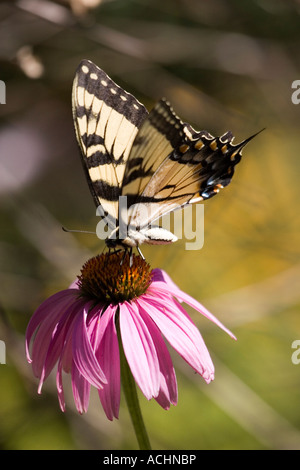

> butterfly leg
[120,248,130,266]
[110,248,123,256]
[136,246,145,260]
[129,248,133,267]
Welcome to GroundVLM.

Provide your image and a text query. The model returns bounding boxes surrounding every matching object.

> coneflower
[26,252,235,447]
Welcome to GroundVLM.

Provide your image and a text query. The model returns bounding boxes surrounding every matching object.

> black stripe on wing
[168,130,257,201]
[122,99,186,201]
[72,59,148,219]
[75,61,147,127]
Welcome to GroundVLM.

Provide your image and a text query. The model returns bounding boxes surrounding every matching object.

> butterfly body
[106,225,178,249]
[72,59,256,253]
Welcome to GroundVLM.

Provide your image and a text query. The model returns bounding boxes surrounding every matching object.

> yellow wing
[125,100,255,228]
[72,59,148,222]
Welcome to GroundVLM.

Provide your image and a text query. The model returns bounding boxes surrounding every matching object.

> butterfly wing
[125,99,254,231]
[121,99,186,205]
[72,59,148,223]
[72,60,256,248]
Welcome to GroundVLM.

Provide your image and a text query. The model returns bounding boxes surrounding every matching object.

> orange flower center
[77,252,152,304]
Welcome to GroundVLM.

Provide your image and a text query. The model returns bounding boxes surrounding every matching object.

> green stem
[117,317,152,450]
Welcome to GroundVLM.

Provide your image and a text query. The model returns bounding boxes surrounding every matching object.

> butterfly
[72,59,256,258]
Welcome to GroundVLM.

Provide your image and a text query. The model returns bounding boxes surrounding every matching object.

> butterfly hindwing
[72,59,148,221]
[126,101,253,231]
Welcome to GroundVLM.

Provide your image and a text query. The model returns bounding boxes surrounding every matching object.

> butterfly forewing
[121,99,186,203]
[72,59,148,221]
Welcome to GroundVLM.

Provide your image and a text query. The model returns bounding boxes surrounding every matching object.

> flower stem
[117,317,152,450]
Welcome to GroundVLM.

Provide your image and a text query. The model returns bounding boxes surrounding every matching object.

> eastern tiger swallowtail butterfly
[72,59,256,257]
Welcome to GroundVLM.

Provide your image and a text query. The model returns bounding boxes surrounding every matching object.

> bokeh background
[0,0,300,450]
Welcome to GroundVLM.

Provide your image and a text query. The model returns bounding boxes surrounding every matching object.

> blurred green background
[0,0,300,450]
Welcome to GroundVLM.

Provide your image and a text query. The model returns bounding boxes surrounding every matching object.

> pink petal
[71,364,91,414]
[68,280,80,289]
[37,298,87,393]
[72,304,107,389]
[151,268,180,290]
[96,306,120,421]
[139,295,214,383]
[136,300,178,408]
[56,360,65,412]
[26,289,78,364]
[150,270,236,340]
[119,301,160,400]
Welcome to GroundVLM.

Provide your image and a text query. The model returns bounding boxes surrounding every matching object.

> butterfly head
[106,227,122,249]
[105,226,139,249]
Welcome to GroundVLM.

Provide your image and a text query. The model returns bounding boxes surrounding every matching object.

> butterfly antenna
[62,226,96,235]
